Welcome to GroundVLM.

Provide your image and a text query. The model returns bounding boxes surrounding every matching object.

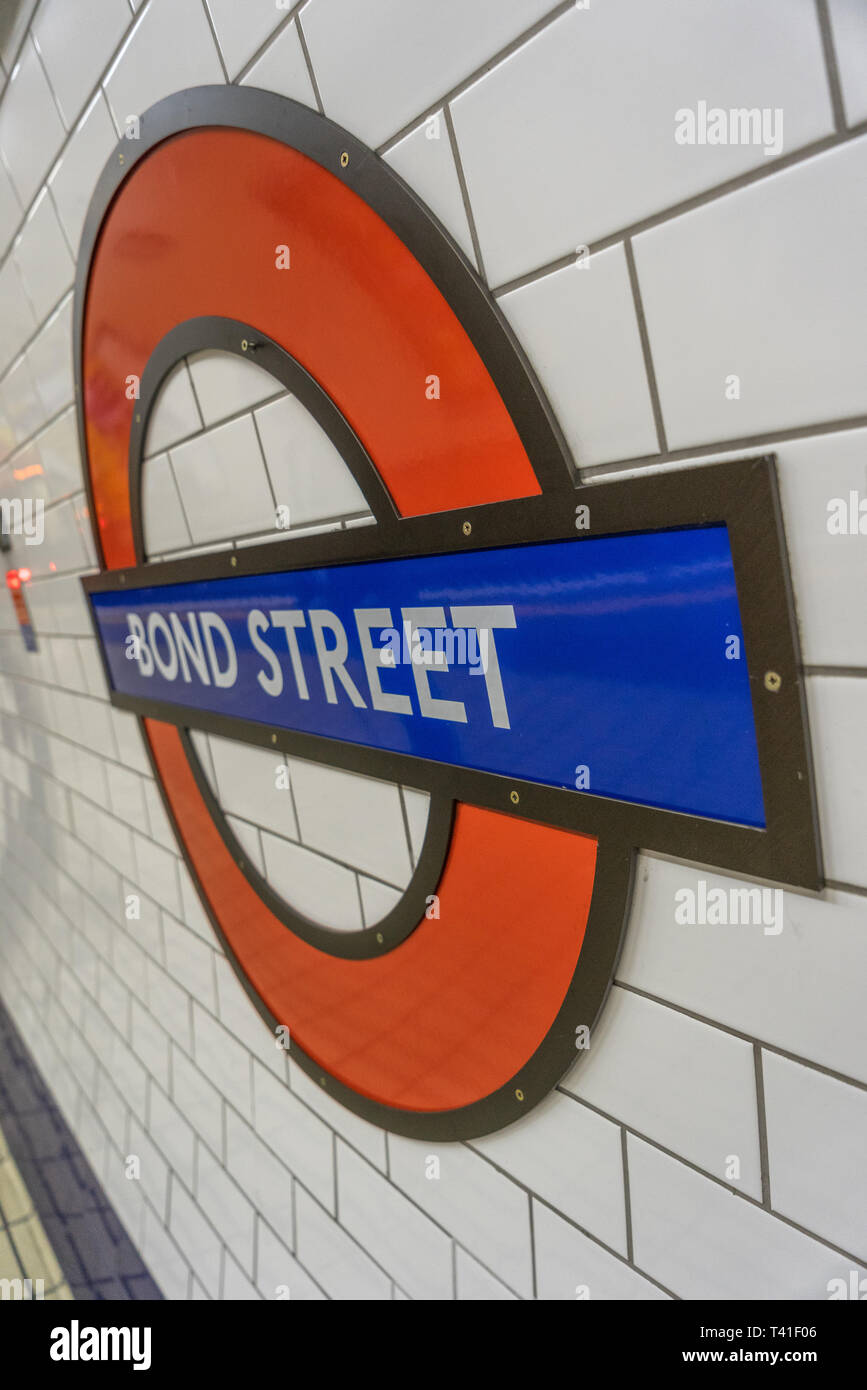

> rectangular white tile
[0,37,65,208]
[130,998,169,1091]
[253,1061,335,1211]
[452,0,833,285]
[225,1109,294,1250]
[628,1133,867,1299]
[196,1142,256,1276]
[0,259,36,374]
[829,0,867,126]
[26,294,73,420]
[140,452,192,556]
[186,350,282,426]
[473,1090,627,1252]
[171,1044,224,1161]
[145,959,192,1052]
[167,1178,220,1298]
[48,92,118,255]
[288,1058,387,1172]
[149,1083,195,1190]
[254,394,367,527]
[764,1051,867,1260]
[618,856,867,1085]
[533,1200,669,1301]
[388,1133,533,1297]
[302,0,558,148]
[133,833,181,916]
[563,987,762,1198]
[0,152,22,255]
[163,917,217,1011]
[455,1247,518,1300]
[204,0,284,80]
[193,1004,253,1122]
[207,733,298,840]
[385,111,477,267]
[288,758,411,886]
[241,20,317,108]
[103,0,224,133]
[170,413,275,544]
[142,361,201,456]
[295,1186,391,1300]
[806,677,867,888]
[633,137,867,448]
[140,1202,190,1300]
[33,0,131,129]
[500,245,658,467]
[261,831,362,932]
[336,1140,453,1300]
[255,1218,326,1300]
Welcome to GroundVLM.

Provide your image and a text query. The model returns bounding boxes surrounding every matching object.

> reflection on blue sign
[90,528,765,827]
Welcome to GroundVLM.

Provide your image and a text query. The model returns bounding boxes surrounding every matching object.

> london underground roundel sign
[76,88,821,1139]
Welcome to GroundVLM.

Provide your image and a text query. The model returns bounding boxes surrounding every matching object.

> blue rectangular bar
[89,527,765,827]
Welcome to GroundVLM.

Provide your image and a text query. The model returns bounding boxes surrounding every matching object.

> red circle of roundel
[78,92,604,1135]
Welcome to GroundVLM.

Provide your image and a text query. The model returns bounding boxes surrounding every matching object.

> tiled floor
[0,997,161,1300]
[0,1120,71,1299]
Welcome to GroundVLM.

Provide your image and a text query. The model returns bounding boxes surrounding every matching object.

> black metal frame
[74,85,822,1139]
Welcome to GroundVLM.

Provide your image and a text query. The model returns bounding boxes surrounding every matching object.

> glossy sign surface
[91,526,763,825]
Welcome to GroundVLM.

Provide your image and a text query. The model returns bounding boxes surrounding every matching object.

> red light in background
[17,567,31,583]
[6,569,21,591]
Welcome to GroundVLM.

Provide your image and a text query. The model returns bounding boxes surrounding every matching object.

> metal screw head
[515,1088,524,1102]
[462,520,472,536]
[119,573,126,584]
[764,670,782,693]
[118,152,125,165]
[510,789,520,805]
[340,151,349,168]
[241,339,248,351]
[271,733,277,745]
[134,413,140,424]
[230,555,237,567]
[376,932,383,944]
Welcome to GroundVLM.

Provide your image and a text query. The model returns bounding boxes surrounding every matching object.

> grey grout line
[612,980,867,1094]
[248,404,279,515]
[295,13,324,117]
[0,283,73,388]
[491,117,867,299]
[579,411,867,480]
[146,387,285,460]
[466,1139,677,1300]
[815,0,847,134]
[1,2,45,93]
[825,879,867,899]
[551,1082,867,1272]
[804,666,867,680]
[754,1043,773,1209]
[623,236,667,455]
[443,102,487,280]
[621,1126,634,1263]
[527,1194,537,1300]
[231,3,306,87]
[375,0,575,156]
[199,0,230,85]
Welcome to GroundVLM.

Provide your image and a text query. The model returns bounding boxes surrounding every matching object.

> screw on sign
[75,88,820,1140]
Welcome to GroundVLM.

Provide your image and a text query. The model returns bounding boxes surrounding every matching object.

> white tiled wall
[0,0,864,1302]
